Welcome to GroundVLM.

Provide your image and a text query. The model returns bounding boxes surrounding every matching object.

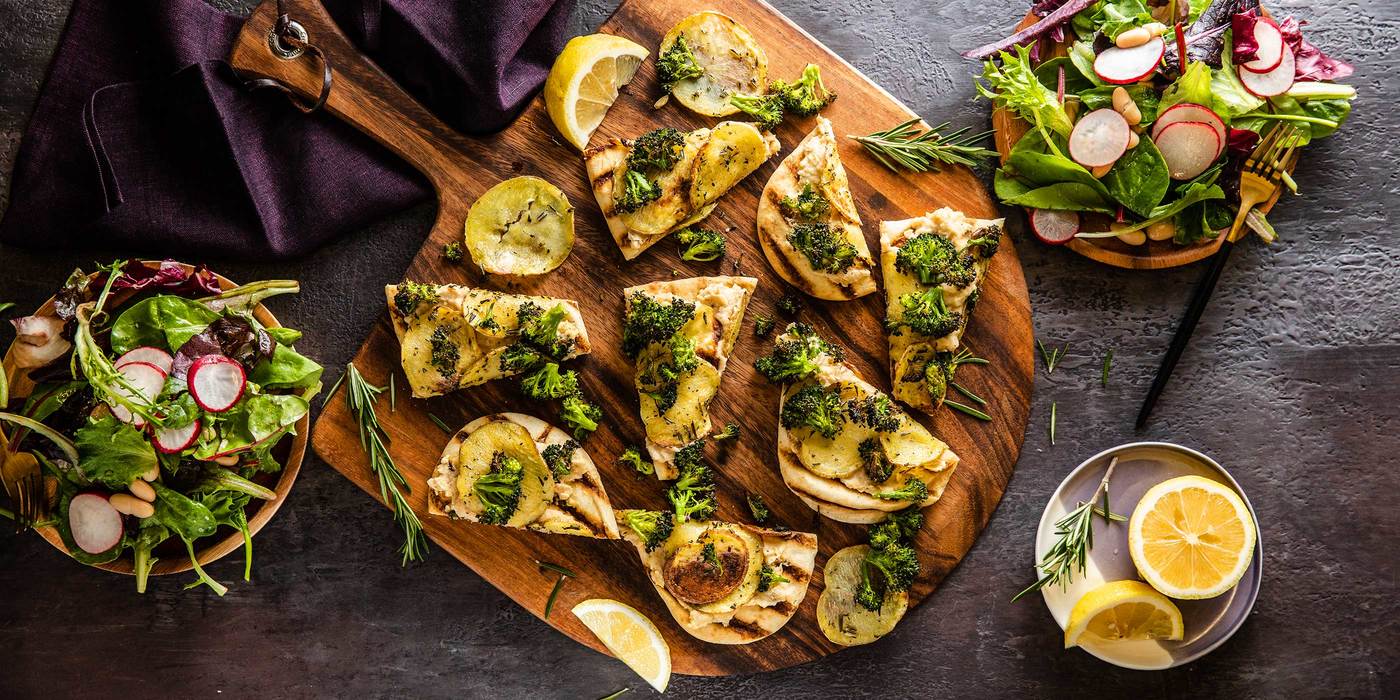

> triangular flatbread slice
[585,123,779,260]
[879,208,1003,415]
[756,116,876,300]
[619,512,817,644]
[769,324,958,524]
[622,276,756,479]
[384,283,590,399]
[427,412,619,539]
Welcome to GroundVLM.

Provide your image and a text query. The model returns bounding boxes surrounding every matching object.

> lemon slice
[1063,580,1185,649]
[545,34,648,151]
[1129,475,1257,599]
[572,599,670,692]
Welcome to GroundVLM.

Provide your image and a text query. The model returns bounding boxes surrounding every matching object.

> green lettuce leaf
[75,415,158,489]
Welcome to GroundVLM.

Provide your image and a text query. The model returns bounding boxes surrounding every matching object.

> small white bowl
[1034,442,1263,670]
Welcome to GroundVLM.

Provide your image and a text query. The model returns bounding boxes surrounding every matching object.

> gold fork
[1137,123,1301,428]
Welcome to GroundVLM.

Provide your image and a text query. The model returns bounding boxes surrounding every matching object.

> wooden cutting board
[231,0,1033,675]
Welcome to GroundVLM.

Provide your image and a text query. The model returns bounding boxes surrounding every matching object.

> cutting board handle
[228,0,474,197]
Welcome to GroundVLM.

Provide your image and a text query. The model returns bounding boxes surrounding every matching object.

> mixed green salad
[1,260,321,595]
[965,0,1356,247]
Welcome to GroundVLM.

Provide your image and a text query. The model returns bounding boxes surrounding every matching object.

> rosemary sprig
[343,362,428,565]
[1037,339,1068,374]
[946,399,992,421]
[537,560,576,618]
[1049,401,1057,445]
[427,412,453,434]
[1101,348,1114,387]
[851,119,997,172]
[1012,457,1125,602]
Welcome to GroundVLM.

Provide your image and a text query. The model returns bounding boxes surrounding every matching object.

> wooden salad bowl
[991,10,1288,270]
[0,261,309,577]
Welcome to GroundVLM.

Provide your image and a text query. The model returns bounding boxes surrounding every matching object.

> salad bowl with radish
[0,260,321,595]
[965,0,1356,268]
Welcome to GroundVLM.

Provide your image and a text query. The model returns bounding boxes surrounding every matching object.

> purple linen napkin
[0,0,575,259]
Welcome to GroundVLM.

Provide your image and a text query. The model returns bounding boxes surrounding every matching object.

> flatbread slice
[427,412,619,539]
[879,208,1003,415]
[622,276,756,479]
[769,325,958,524]
[385,283,589,399]
[756,116,876,300]
[620,513,817,644]
[585,124,778,260]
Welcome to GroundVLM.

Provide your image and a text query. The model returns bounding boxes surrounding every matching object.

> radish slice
[1068,109,1131,168]
[188,355,245,412]
[1093,37,1165,84]
[1155,122,1221,180]
[69,492,124,554]
[1030,209,1081,245]
[1241,19,1284,74]
[1151,103,1227,158]
[1239,45,1295,97]
[115,346,174,375]
[154,418,201,454]
[110,361,168,425]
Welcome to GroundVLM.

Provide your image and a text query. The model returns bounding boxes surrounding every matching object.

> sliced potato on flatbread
[427,412,619,539]
[689,122,772,210]
[660,11,767,117]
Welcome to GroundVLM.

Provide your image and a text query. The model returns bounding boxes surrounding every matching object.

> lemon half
[1064,580,1184,648]
[1129,475,1257,599]
[544,34,648,151]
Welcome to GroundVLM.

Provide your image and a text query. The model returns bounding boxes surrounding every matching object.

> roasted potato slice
[465,176,574,276]
[454,420,553,528]
[689,121,772,210]
[663,520,764,614]
[638,356,721,447]
[817,545,909,646]
[880,421,949,468]
[660,11,767,117]
[796,423,875,479]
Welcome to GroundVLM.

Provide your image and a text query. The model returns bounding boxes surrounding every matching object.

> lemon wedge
[572,598,670,692]
[544,34,648,151]
[1129,475,1257,599]
[1063,580,1185,649]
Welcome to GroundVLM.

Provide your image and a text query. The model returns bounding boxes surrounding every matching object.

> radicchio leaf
[110,260,222,297]
[1227,128,1261,158]
[1164,0,1259,69]
[170,317,273,381]
[961,0,1095,59]
[1231,10,1262,64]
[1277,16,1354,82]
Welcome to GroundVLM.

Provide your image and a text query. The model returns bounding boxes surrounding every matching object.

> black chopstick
[1136,239,1237,429]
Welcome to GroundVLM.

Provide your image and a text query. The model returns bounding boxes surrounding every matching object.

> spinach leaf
[199,490,254,581]
[996,177,1117,213]
[1114,180,1227,233]
[75,415,158,489]
[192,394,309,459]
[1102,138,1171,217]
[1174,199,1234,245]
[133,521,170,593]
[1081,84,1160,125]
[251,344,323,390]
[1088,0,1153,40]
[196,465,277,501]
[110,295,219,355]
[151,481,218,540]
[1234,96,1353,145]
[1067,41,1104,88]
[265,326,303,345]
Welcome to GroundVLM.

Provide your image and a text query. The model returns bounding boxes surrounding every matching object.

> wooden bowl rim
[991,9,1286,270]
[1,261,309,576]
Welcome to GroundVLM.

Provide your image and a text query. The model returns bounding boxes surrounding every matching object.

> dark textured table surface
[1,1,1396,697]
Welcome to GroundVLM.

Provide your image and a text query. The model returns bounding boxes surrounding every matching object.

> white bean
[1091,163,1114,178]
[1147,220,1177,241]
[1116,27,1152,49]
[214,454,240,467]
[110,493,155,519]
[142,465,159,482]
[128,479,156,502]
[1117,228,1147,246]
[1143,22,1168,37]
[1128,130,1140,149]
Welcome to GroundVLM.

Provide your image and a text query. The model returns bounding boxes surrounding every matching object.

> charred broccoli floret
[892,287,964,339]
[729,92,784,131]
[392,281,438,315]
[754,322,841,383]
[622,509,675,552]
[500,343,543,373]
[618,445,655,476]
[788,222,858,273]
[758,563,789,592]
[428,326,460,373]
[777,292,803,316]
[628,127,686,173]
[859,437,894,483]
[615,169,661,213]
[868,519,902,551]
[846,394,901,433]
[622,292,696,358]
[657,35,703,90]
[752,314,775,338]
[559,396,602,439]
[779,183,830,221]
[770,64,836,116]
[887,507,925,541]
[714,423,739,441]
[515,302,574,359]
[965,225,1002,258]
[747,492,770,524]
[520,362,579,401]
[895,232,978,288]
[667,442,716,521]
[474,453,524,524]
[875,477,929,502]
[441,241,464,263]
[675,227,727,262]
[542,440,579,477]
[856,542,920,611]
[780,384,846,439]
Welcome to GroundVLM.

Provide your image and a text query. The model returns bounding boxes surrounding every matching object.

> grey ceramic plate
[1035,442,1263,670]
